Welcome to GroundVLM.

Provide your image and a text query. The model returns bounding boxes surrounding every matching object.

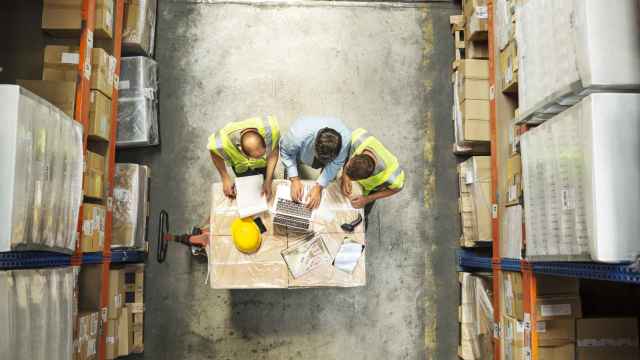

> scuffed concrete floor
[120,0,460,359]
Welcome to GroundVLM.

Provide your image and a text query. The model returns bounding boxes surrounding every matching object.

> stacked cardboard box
[459,273,494,360]
[124,264,144,353]
[463,0,488,59]
[452,60,490,154]
[42,0,114,39]
[81,203,106,252]
[536,277,581,358]
[500,40,518,93]
[458,156,492,247]
[76,311,100,360]
[84,151,106,199]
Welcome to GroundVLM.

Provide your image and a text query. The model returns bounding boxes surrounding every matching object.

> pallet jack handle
[157,210,208,263]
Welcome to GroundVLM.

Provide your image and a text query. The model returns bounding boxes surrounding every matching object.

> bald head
[241,130,267,159]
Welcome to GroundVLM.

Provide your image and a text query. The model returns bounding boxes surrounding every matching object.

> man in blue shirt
[280,117,352,209]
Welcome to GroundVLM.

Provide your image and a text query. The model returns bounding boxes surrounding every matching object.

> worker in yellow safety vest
[340,128,405,216]
[208,116,280,199]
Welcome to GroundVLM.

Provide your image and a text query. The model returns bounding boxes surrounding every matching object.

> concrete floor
[120,0,461,358]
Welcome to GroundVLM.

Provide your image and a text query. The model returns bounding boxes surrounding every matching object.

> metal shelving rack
[461,1,640,360]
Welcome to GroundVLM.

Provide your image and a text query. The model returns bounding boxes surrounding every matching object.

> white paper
[61,52,80,65]
[334,242,364,273]
[235,175,268,218]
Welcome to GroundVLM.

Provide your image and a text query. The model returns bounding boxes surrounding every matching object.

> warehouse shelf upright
[67,1,126,359]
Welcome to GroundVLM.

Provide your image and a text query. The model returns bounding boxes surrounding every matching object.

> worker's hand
[222,177,236,199]
[290,177,303,203]
[306,184,323,209]
[261,179,273,200]
[341,175,352,197]
[350,195,369,209]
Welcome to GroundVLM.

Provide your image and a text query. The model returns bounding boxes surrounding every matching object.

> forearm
[265,147,279,182]
[210,152,231,181]
[366,188,400,202]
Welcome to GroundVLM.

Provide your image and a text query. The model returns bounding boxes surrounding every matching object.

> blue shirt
[279,117,351,187]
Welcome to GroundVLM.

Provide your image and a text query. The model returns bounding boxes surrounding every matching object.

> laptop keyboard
[276,198,312,219]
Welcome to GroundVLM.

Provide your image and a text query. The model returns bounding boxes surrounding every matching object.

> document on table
[333,240,365,273]
[235,175,268,218]
[281,233,332,278]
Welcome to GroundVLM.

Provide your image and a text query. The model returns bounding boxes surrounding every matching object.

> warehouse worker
[340,128,405,216]
[280,117,351,209]
[208,116,280,199]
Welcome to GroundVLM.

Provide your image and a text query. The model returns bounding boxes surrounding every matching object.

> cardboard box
[458,76,490,102]
[459,59,489,79]
[536,296,582,321]
[458,156,492,245]
[117,307,133,357]
[87,151,106,172]
[502,271,524,320]
[91,48,115,98]
[461,99,490,120]
[577,318,639,360]
[89,91,111,141]
[466,39,489,59]
[506,154,522,205]
[537,318,576,347]
[500,40,518,93]
[538,344,575,360]
[465,8,488,41]
[84,169,104,199]
[81,203,106,253]
[537,275,579,297]
[123,0,157,56]
[463,119,490,142]
[42,46,115,98]
[108,269,125,320]
[106,319,119,360]
[502,315,525,360]
[16,79,76,117]
[77,311,99,360]
[127,303,144,353]
[42,0,114,39]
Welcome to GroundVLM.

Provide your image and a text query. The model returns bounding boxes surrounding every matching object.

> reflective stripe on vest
[212,116,280,174]
[349,128,403,195]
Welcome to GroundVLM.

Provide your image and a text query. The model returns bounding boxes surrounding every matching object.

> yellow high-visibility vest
[208,116,280,174]
[349,128,404,195]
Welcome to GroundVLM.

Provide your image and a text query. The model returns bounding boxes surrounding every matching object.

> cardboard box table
[208,180,366,289]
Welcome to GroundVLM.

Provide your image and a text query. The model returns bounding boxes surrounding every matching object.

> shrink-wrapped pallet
[458,157,492,246]
[0,267,76,360]
[0,85,83,253]
[516,0,640,123]
[521,93,640,262]
[117,57,159,147]
[123,0,157,56]
[459,273,494,360]
[112,163,150,249]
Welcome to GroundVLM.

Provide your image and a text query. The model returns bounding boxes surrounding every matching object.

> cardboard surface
[505,154,522,205]
[502,271,524,321]
[536,296,582,321]
[209,180,366,288]
[105,319,119,360]
[577,318,639,360]
[459,59,490,79]
[89,90,111,141]
[108,269,124,320]
[81,203,106,252]
[16,79,76,117]
[538,344,575,360]
[537,318,576,347]
[117,307,133,357]
[42,0,114,39]
[458,77,490,102]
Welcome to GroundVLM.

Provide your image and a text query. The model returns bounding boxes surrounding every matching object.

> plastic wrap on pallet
[0,267,76,360]
[495,0,514,51]
[0,85,83,254]
[460,273,494,360]
[117,57,158,147]
[516,0,640,122]
[521,93,640,262]
[458,156,492,246]
[113,163,150,249]
[501,205,522,259]
[123,0,157,56]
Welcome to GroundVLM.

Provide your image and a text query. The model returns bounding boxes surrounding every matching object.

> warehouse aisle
[120,0,460,358]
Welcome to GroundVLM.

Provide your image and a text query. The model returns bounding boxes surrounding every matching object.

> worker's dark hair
[315,128,342,164]
[346,154,375,180]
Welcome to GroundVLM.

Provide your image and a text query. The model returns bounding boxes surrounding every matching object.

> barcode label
[61,52,80,64]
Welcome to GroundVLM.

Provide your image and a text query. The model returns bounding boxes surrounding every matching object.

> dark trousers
[233,167,266,178]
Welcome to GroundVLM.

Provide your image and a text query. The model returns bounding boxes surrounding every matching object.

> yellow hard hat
[231,218,261,254]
